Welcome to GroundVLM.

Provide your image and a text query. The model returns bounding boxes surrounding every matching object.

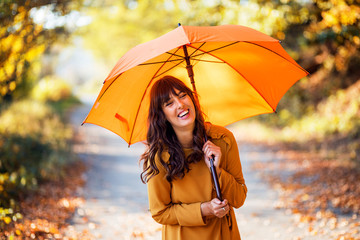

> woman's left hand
[203,140,222,173]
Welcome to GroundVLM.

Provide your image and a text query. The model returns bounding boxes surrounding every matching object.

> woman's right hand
[201,198,229,218]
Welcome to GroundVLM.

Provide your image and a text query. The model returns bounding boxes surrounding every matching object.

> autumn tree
[0,0,83,103]
[254,0,360,104]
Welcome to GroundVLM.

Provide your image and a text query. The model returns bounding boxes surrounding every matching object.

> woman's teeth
[178,110,189,118]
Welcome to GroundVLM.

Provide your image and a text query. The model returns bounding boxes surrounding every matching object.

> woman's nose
[175,97,184,108]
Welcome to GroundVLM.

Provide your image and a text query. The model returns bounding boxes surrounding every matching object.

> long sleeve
[217,130,248,208]
[147,154,207,227]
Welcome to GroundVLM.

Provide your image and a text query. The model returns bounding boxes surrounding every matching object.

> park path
[66,99,311,240]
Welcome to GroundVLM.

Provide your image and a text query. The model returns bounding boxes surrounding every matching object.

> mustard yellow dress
[147,124,247,239]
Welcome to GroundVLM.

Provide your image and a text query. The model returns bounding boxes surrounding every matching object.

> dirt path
[66,100,312,240]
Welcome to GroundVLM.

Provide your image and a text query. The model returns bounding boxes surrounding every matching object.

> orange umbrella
[83,25,308,146]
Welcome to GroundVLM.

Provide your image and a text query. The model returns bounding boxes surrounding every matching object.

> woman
[140,75,247,239]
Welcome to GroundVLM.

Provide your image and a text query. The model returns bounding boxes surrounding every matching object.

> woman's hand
[201,198,229,218]
[203,140,222,174]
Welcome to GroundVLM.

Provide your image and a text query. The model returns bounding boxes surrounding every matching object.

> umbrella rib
[96,73,122,102]
[242,41,309,74]
[139,58,184,66]
[153,44,217,78]
[82,73,124,127]
[187,42,226,65]
[189,42,206,58]
[138,50,186,66]
[151,46,184,80]
[165,51,185,59]
[186,44,276,112]
[190,42,240,58]
[127,47,183,145]
[190,58,225,63]
[153,59,185,79]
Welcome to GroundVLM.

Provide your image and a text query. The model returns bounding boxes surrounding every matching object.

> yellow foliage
[16,59,25,77]
[0,100,52,135]
[25,34,33,43]
[322,11,339,27]
[0,173,10,184]
[18,6,25,13]
[2,34,14,51]
[276,31,285,40]
[24,44,46,62]
[4,216,12,224]
[288,80,360,140]
[15,230,21,236]
[4,61,15,77]
[9,82,16,91]
[31,76,72,102]
[0,26,6,36]
[0,19,46,96]
[354,36,360,45]
[34,24,43,35]
[13,10,27,24]
[1,87,7,96]
[279,109,292,122]
[0,99,73,148]
[319,1,360,28]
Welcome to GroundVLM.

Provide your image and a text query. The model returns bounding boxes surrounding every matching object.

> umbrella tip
[178,23,181,27]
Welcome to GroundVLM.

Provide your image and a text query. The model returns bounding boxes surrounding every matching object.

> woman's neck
[174,128,193,148]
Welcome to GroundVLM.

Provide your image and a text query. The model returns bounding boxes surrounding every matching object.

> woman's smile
[178,109,189,118]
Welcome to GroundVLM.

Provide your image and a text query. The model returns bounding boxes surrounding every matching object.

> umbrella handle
[204,134,223,201]
[209,155,223,201]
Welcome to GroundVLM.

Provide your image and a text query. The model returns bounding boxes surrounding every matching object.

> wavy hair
[140,76,207,183]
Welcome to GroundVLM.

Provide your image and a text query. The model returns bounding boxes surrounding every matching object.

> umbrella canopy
[83,25,308,145]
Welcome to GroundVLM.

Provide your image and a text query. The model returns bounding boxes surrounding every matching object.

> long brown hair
[140,76,207,183]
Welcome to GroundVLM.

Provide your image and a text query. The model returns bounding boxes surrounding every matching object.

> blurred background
[1,0,359,239]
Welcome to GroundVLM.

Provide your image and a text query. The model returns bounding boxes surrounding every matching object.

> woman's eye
[180,93,187,98]
[165,101,173,107]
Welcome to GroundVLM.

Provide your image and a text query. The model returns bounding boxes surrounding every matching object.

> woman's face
[162,89,196,133]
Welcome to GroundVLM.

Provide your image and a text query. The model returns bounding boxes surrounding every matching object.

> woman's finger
[204,142,219,156]
[214,205,229,218]
[203,141,222,170]
[209,198,230,218]
[211,198,222,205]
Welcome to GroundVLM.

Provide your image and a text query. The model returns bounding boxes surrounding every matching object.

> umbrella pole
[182,45,197,93]
[204,135,223,201]
[182,44,223,201]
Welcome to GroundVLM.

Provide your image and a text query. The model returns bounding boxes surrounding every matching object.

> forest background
[1,0,359,238]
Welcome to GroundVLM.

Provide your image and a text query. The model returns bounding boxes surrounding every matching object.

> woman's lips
[178,109,189,119]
